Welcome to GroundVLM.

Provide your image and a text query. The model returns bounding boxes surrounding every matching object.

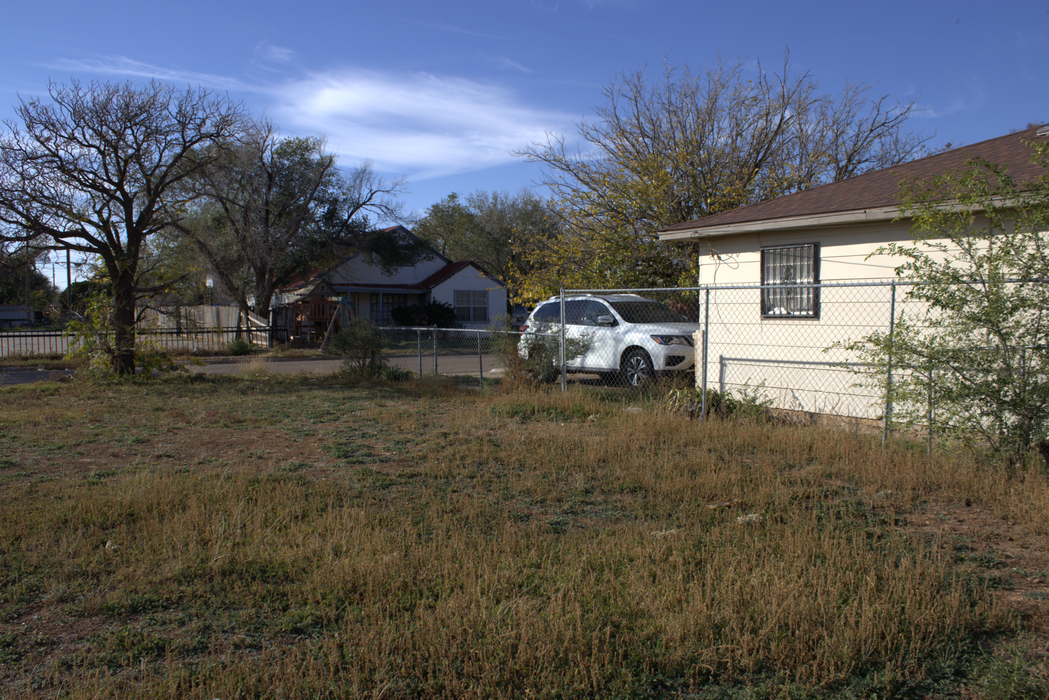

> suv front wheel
[621,349,653,388]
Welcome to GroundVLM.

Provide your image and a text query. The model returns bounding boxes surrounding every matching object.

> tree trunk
[112,275,137,376]
[256,290,274,323]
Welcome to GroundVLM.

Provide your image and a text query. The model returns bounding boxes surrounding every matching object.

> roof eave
[658,206,905,241]
[659,194,1018,242]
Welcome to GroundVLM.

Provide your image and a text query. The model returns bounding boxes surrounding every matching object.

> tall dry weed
[1,378,1043,698]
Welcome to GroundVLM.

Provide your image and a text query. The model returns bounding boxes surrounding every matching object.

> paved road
[188,353,504,378]
[1,353,506,386]
[0,368,75,387]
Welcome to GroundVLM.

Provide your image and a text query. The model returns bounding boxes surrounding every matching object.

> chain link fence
[9,281,1038,456]
[537,283,926,424]
[378,327,514,387]
[548,280,1046,459]
[694,281,908,424]
[518,288,702,389]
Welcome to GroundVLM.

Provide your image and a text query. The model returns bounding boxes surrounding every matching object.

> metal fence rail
[555,279,1046,455]
[379,327,513,387]
[523,288,702,390]
[550,282,913,411]
[0,329,70,357]
[0,327,273,358]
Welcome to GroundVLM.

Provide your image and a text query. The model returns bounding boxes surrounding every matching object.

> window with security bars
[761,244,819,318]
[454,290,488,323]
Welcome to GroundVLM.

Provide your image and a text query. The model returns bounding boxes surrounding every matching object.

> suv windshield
[608,300,686,324]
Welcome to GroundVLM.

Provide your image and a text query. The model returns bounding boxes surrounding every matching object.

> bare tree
[514,53,932,292]
[182,123,420,323]
[0,80,245,373]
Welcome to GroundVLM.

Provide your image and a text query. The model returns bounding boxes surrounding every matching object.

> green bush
[390,301,456,328]
[227,337,255,356]
[664,385,772,421]
[324,319,389,376]
[64,292,180,379]
[845,142,1049,470]
[504,322,591,384]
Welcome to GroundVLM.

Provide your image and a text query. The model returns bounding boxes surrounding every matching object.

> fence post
[701,288,710,421]
[883,282,897,447]
[477,330,483,389]
[559,288,566,392]
[926,362,934,457]
[432,329,438,374]
[417,329,422,377]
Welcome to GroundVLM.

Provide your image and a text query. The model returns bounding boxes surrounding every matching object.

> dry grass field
[1,369,1047,698]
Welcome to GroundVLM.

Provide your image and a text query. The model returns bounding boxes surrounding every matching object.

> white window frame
[761,243,819,319]
[454,290,488,323]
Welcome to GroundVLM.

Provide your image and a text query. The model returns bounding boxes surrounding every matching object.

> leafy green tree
[514,53,930,297]
[0,80,245,373]
[414,189,560,300]
[0,247,54,310]
[413,192,480,259]
[850,139,1049,469]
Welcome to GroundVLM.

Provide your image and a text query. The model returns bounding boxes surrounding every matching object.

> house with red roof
[276,226,506,340]
[656,124,1049,417]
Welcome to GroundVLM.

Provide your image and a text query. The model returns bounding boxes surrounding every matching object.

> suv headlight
[650,335,693,347]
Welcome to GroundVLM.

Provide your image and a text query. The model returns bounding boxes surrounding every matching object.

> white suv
[519,294,700,387]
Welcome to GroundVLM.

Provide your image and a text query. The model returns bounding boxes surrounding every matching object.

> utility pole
[66,249,72,312]
[24,238,31,327]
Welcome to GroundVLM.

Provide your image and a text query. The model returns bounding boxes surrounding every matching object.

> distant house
[657,124,1049,417]
[0,304,32,328]
[275,226,507,340]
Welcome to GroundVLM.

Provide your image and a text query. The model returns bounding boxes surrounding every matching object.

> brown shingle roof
[659,124,1049,237]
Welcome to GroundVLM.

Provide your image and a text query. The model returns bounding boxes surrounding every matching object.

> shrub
[64,292,180,379]
[390,301,456,328]
[227,337,255,356]
[846,141,1049,470]
[664,385,773,421]
[324,319,389,376]
[504,322,592,385]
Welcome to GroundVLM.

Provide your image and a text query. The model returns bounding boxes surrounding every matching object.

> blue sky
[1,0,1046,221]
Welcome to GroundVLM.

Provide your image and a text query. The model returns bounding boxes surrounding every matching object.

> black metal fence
[0,326,275,358]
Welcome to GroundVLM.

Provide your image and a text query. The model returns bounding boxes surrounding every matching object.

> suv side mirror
[596,315,616,326]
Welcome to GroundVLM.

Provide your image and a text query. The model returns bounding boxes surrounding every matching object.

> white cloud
[491,56,533,74]
[47,56,250,93]
[43,57,574,181]
[268,70,572,179]
[244,43,298,81]
[913,98,970,119]
[255,43,296,65]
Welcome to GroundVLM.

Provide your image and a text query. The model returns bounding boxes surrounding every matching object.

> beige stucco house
[658,124,1048,418]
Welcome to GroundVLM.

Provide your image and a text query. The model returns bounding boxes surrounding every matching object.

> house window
[761,244,819,318]
[455,290,488,323]
[370,294,410,325]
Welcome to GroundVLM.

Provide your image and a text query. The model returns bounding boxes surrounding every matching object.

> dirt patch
[1,425,337,481]
[898,498,1049,655]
